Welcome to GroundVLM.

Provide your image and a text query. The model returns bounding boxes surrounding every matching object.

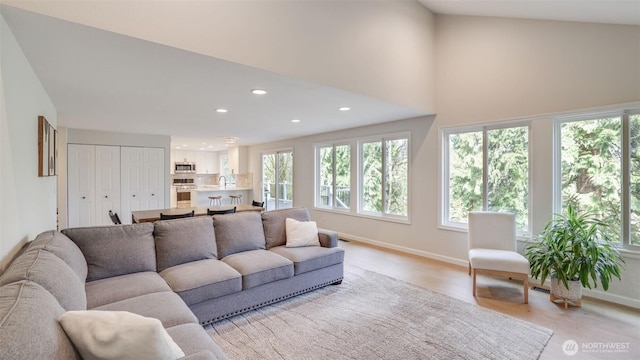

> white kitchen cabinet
[195,151,218,174]
[170,186,177,208]
[120,147,165,224]
[68,145,120,227]
[227,146,248,174]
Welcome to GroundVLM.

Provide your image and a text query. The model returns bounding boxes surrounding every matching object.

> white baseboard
[338,233,468,268]
[340,233,640,310]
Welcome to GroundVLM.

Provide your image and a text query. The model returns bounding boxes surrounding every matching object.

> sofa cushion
[86,271,172,309]
[269,245,346,275]
[160,259,242,306]
[214,211,266,259]
[59,310,185,360]
[28,230,88,282]
[94,291,198,328]
[166,323,228,360]
[0,280,81,359]
[0,248,87,310]
[154,216,218,272]
[222,250,293,289]
[261,207,311,249]
[62,223,156,281]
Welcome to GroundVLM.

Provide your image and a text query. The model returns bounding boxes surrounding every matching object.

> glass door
[262,150,293,210]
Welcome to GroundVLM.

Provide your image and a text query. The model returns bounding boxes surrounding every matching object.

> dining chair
[207,207,236,215]
[251,200,264,208]
[108,210,121,225]
[159,210,195,220]
[468,211,530,303]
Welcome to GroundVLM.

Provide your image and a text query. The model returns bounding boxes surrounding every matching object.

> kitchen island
[131,204,262,223]
[191,186,252,207]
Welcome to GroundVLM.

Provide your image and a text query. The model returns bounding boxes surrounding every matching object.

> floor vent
[338,238,350,242]
[532,286,550,294]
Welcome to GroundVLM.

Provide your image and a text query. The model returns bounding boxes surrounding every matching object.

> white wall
[249,16,640,307]
[4,0,436,112]
[0,13,57,272]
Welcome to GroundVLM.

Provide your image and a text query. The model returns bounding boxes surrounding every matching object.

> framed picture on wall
[38,116,57,177]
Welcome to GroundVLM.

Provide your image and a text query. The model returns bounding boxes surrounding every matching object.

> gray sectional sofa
[0,207,344,359]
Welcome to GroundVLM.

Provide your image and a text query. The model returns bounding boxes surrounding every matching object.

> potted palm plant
[526,205,625,308]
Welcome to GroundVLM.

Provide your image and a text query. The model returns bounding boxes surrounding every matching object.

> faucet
[219,176,227,188]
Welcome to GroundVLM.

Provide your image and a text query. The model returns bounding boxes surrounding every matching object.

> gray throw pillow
[214,211,265,259]
[261,207,311,249]
[154,216,217,272]
[62,223,156,282]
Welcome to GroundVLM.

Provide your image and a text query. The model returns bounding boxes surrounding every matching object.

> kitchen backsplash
[172,173,253,188]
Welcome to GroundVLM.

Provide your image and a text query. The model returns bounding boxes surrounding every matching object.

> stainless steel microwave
[174,162,196,173]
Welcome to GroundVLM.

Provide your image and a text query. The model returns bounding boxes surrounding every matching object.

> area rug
[205,266,553,360]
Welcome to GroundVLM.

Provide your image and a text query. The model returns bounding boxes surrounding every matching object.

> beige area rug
[205,266,553,360]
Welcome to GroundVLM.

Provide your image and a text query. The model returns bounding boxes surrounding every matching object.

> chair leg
[472,269,477,297]
[524,276,529,304]
[468,262,471,276]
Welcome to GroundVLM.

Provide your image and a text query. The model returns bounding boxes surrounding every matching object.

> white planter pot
[550,276,582,308]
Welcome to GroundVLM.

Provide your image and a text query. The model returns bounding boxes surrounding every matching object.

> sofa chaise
[0,207,344,359]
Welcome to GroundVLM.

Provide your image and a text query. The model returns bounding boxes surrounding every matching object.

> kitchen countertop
[193,186,251,192]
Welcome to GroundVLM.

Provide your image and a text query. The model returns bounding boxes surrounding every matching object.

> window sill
[313,207,411,225]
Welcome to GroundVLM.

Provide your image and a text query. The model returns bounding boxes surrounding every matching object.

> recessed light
[216,108,228,113]
[182,144,188,147]
[176,147,181,149]
[291,119,301,123]
[208,146,213,149]
[251,89,268,95]
[339,106,351,111]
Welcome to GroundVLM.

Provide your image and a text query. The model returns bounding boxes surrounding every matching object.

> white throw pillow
[285,218,320,247]
[59,310,185,360]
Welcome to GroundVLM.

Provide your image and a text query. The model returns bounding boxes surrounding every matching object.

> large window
[360,136,409,218]
[314,133,410,221]
[443,124,530,232]
[317,144,350,209]
[262,150,293,210]
[557,111,639,247]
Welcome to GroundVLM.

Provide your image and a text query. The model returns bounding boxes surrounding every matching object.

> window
[443,124,530,232]
[360,135,409,219]
[313,133,410,221]
[262,150,293,210]
[556,111,639,247]
[316,144,350,209]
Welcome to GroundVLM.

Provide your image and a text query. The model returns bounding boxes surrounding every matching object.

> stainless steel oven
[176,188,192,208]
[173,178,195,208]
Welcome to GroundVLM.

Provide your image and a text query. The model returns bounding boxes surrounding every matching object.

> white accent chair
[468,211,529,303]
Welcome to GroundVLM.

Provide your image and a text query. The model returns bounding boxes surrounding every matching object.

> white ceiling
[419,0,640,26]
[1,5,428,151]
[2,1,638,151]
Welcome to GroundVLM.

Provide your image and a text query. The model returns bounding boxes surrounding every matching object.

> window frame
[314,142,352,212]
[357,132,411,222]
[441,121,532,235]
[554,109,640,249]
[313,131,411,224]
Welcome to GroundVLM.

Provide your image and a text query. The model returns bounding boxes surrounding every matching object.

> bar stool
[229,194,243,204]
[208,196,222,206]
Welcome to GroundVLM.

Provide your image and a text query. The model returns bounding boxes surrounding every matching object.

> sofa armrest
[318,228,338,248]
[181,350,219,360]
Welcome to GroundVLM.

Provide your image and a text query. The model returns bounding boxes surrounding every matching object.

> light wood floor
[340,240,640,360]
